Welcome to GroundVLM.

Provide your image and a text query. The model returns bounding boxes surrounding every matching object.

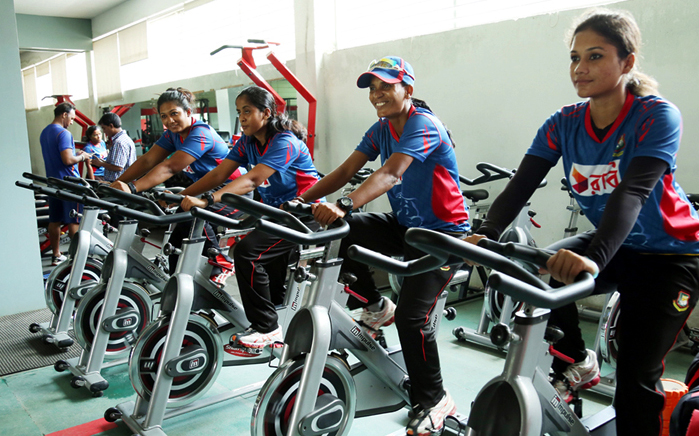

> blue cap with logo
[356,56,415,88]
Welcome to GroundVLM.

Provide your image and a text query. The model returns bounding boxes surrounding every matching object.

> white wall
[313,0,699,248]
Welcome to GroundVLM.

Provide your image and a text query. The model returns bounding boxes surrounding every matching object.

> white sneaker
[563,349,600,390]
[406,390,457,436]
[358,296,396,337]
[231,325,284,350]
[553,380,574,403]
[51,254,67,266]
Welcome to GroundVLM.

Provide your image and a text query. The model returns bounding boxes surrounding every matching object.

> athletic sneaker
[563,349,600,390]
[231,325,284,350]
[51,254,67,266]
[358,296,396,337]
[406,390,457,436]
[209,255,235,286]
[553,379,574,403]
[210,267,234,286]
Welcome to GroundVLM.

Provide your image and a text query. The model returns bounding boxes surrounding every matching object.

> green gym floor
[0,287,695,436]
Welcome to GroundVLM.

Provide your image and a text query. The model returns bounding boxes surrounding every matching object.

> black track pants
[547,232,699,436]
[339,212,460,409]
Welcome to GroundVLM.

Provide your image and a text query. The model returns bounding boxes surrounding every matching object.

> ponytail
[411,97,456,147]
[237,86,308,143]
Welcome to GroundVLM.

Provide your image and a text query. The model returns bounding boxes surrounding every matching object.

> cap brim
[356,70,404,88]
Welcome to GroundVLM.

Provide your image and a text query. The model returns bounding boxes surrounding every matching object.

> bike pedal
[223,344,262,358]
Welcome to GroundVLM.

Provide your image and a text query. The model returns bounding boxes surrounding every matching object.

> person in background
[178,85,323,355]
[296,56,468,436]
[40,102,91,265]
[109,87,245,284]
[82,125,108,181]
[464,9,699,435]
[92,112,136,183]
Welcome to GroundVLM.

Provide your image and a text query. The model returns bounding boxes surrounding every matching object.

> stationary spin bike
[18,174,112,350]
[375,228,614,435]
[227,195,453,436]
[452,162,545,350]
[104,193,323,436]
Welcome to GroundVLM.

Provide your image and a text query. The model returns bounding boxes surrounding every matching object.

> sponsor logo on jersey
[259,179,271,188]
[613,134,626,158]
[569,160,621,196]
[183,165,195,174]
[674,290,690,312]
[440,266,451,271]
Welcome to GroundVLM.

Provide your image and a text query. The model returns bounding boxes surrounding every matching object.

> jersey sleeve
[154,131,176,153]
[526,112,563,165]
[633,100,681,168]
[226,137,249,166]
[355,122,382,162]
[177,124,213,160]
[393,113,445,162]
[258,133,299,173]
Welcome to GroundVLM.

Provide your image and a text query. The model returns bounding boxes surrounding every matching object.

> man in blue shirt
[40,102,90,265]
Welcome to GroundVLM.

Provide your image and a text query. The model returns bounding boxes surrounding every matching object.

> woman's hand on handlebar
[461,234,488,265]
[311,202,346,226]
[180,195,207,212]
[544,249,599,285]
[110,180,130,193]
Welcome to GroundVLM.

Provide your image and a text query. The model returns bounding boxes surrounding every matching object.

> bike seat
[462,189,489,203]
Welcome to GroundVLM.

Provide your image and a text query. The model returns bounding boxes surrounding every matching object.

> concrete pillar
[0,0,46,315]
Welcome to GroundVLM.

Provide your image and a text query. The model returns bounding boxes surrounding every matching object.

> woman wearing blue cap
[296,56,468,436]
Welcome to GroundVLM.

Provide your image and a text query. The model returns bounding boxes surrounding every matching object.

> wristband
[127,182,138,194]
[202,191,215,207]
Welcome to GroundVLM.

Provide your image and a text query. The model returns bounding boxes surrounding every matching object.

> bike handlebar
[95,185,165,216]
[220,193,311,234]
[189,207,258,231]
[64,176,102,190]
[153,191,185,205]
[349,227,595,309]
[16,181,193,225]
[210,193,350,246]
[460,162,547,189]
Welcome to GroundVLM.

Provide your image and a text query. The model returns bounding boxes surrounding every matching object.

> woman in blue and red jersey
[297,56,469,436]
[179,85,323,353]
[465,9,699,436]
[110,87,245,282]
[82,125,108,181]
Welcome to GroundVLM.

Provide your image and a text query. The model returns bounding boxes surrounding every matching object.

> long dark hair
[236,86,307,143]
[157,87,196,113]
[569,8,659,97]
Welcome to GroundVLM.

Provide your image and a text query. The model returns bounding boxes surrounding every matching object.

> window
[334,0,624,50]
[121,0,296,91]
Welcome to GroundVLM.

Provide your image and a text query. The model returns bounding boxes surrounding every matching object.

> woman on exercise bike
[178,85,323,354]
[109,87,245,283]
[465,9,699,436]
[296,56,469,436]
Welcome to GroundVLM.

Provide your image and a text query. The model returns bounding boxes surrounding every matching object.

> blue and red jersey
[227,131,322,208]
[40,124,80,180]
[528,92,699,254]
[356,105,469,233]
[155,118,243,182]
[83,141,108,177]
